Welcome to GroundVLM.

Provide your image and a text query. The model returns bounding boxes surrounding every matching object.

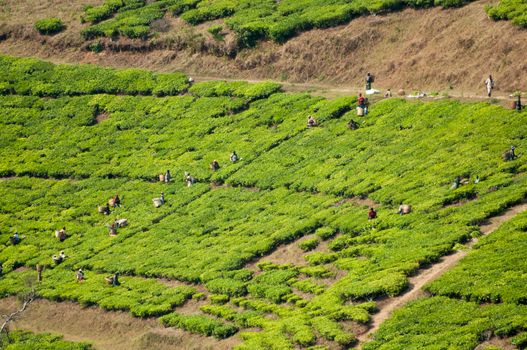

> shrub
[160,313,238,339]
[299,237,319,251]
[34,18,65,35]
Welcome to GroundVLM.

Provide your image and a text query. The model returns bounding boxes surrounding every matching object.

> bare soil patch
[95,112,109,124]
[334,197,379,208]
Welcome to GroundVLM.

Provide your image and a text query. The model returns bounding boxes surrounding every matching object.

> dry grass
[0,0,526,95]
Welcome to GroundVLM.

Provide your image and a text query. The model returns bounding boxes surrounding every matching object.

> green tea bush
[363,297,527,350]
[299,237,319,251]
[160,312,238,338]
[486,0,527,28]
[426,211,527,304]
[34,18,65,35]
[2,330,94,350]
[78,0,478,45]
[315,227,336,240]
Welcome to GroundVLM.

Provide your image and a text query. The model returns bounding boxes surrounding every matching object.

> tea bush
[486,0,527,28]
[2,330,94,350]
[34,18,65,35]
[79,0,478,44]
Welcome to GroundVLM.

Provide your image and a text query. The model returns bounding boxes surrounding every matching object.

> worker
[307,115,317,128]
[99,203,110,215]
[515,95,523,112]
[185,172,194,187]
[451,176,461,189]
[398,204,412,215]
[113,194,121,207]
[474,175,480,184]
[10,232,20,245]
[56,227,67,242]
[165,170,171,183]
[36,264,43,282]
[484,75,494,98]
[106,273,120,286]
[52,255,63,265]
[348,119,359,130]
[368,208,377,220]
[76,268,85,282]
[384,89,392,97]
[230,151,239,163]
[210,160,220,171]
[503,146,516,161]
[358,93,366,108]
[108,223,117,236]
[366,73,374,90]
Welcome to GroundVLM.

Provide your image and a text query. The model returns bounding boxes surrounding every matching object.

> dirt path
[192,74,518,105]
[0,297,239,350]
[357,201,527,346]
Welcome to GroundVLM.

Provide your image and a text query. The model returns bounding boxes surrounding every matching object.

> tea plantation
[364,211,527,350]
[79,0,478,44]
[1,55,527,349]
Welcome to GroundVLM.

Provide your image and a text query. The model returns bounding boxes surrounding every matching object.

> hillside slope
[1,57,527,349]
[0,0,526,94]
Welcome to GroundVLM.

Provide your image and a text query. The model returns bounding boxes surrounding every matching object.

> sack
[357,107,364,116]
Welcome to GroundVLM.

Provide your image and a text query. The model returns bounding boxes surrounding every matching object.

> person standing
[366,73,373,91]
[484,75,494,97]
[515,94,523,112]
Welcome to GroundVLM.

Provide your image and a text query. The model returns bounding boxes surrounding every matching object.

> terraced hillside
[1,0,527,93]
[0,56,527,349]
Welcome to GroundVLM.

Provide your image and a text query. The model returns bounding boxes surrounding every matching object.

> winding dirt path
[357,201,527,346]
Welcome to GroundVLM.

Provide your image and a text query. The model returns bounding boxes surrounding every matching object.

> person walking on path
[484,75,494,97]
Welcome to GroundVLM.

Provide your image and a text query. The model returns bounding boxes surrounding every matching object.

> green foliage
[2,55,527,349]
[299,237,319,251]
[486,0,527,28]
[208,24,224,40]
[79,0,477,45]
[160,312,238,338]
[315,227,336,240]
[34,18,65,35]
[0,56,189,97]
[1,330,93,350]
[364,297,527,350]
[427,211,527,304]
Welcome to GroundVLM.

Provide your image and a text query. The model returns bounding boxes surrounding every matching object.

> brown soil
[247,233,334,271]
[95,113,109,124]
[334,197,379,208]
[475,337,515,350]
[1,0,526,96]
[357,201,527,347]
[0,297,240,350]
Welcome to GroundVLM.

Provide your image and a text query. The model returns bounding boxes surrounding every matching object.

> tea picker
[502,146,516,161]
[210,160,220,171]
[153,192,165,208]
[55,227,67,241]
[307,115,317,128]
